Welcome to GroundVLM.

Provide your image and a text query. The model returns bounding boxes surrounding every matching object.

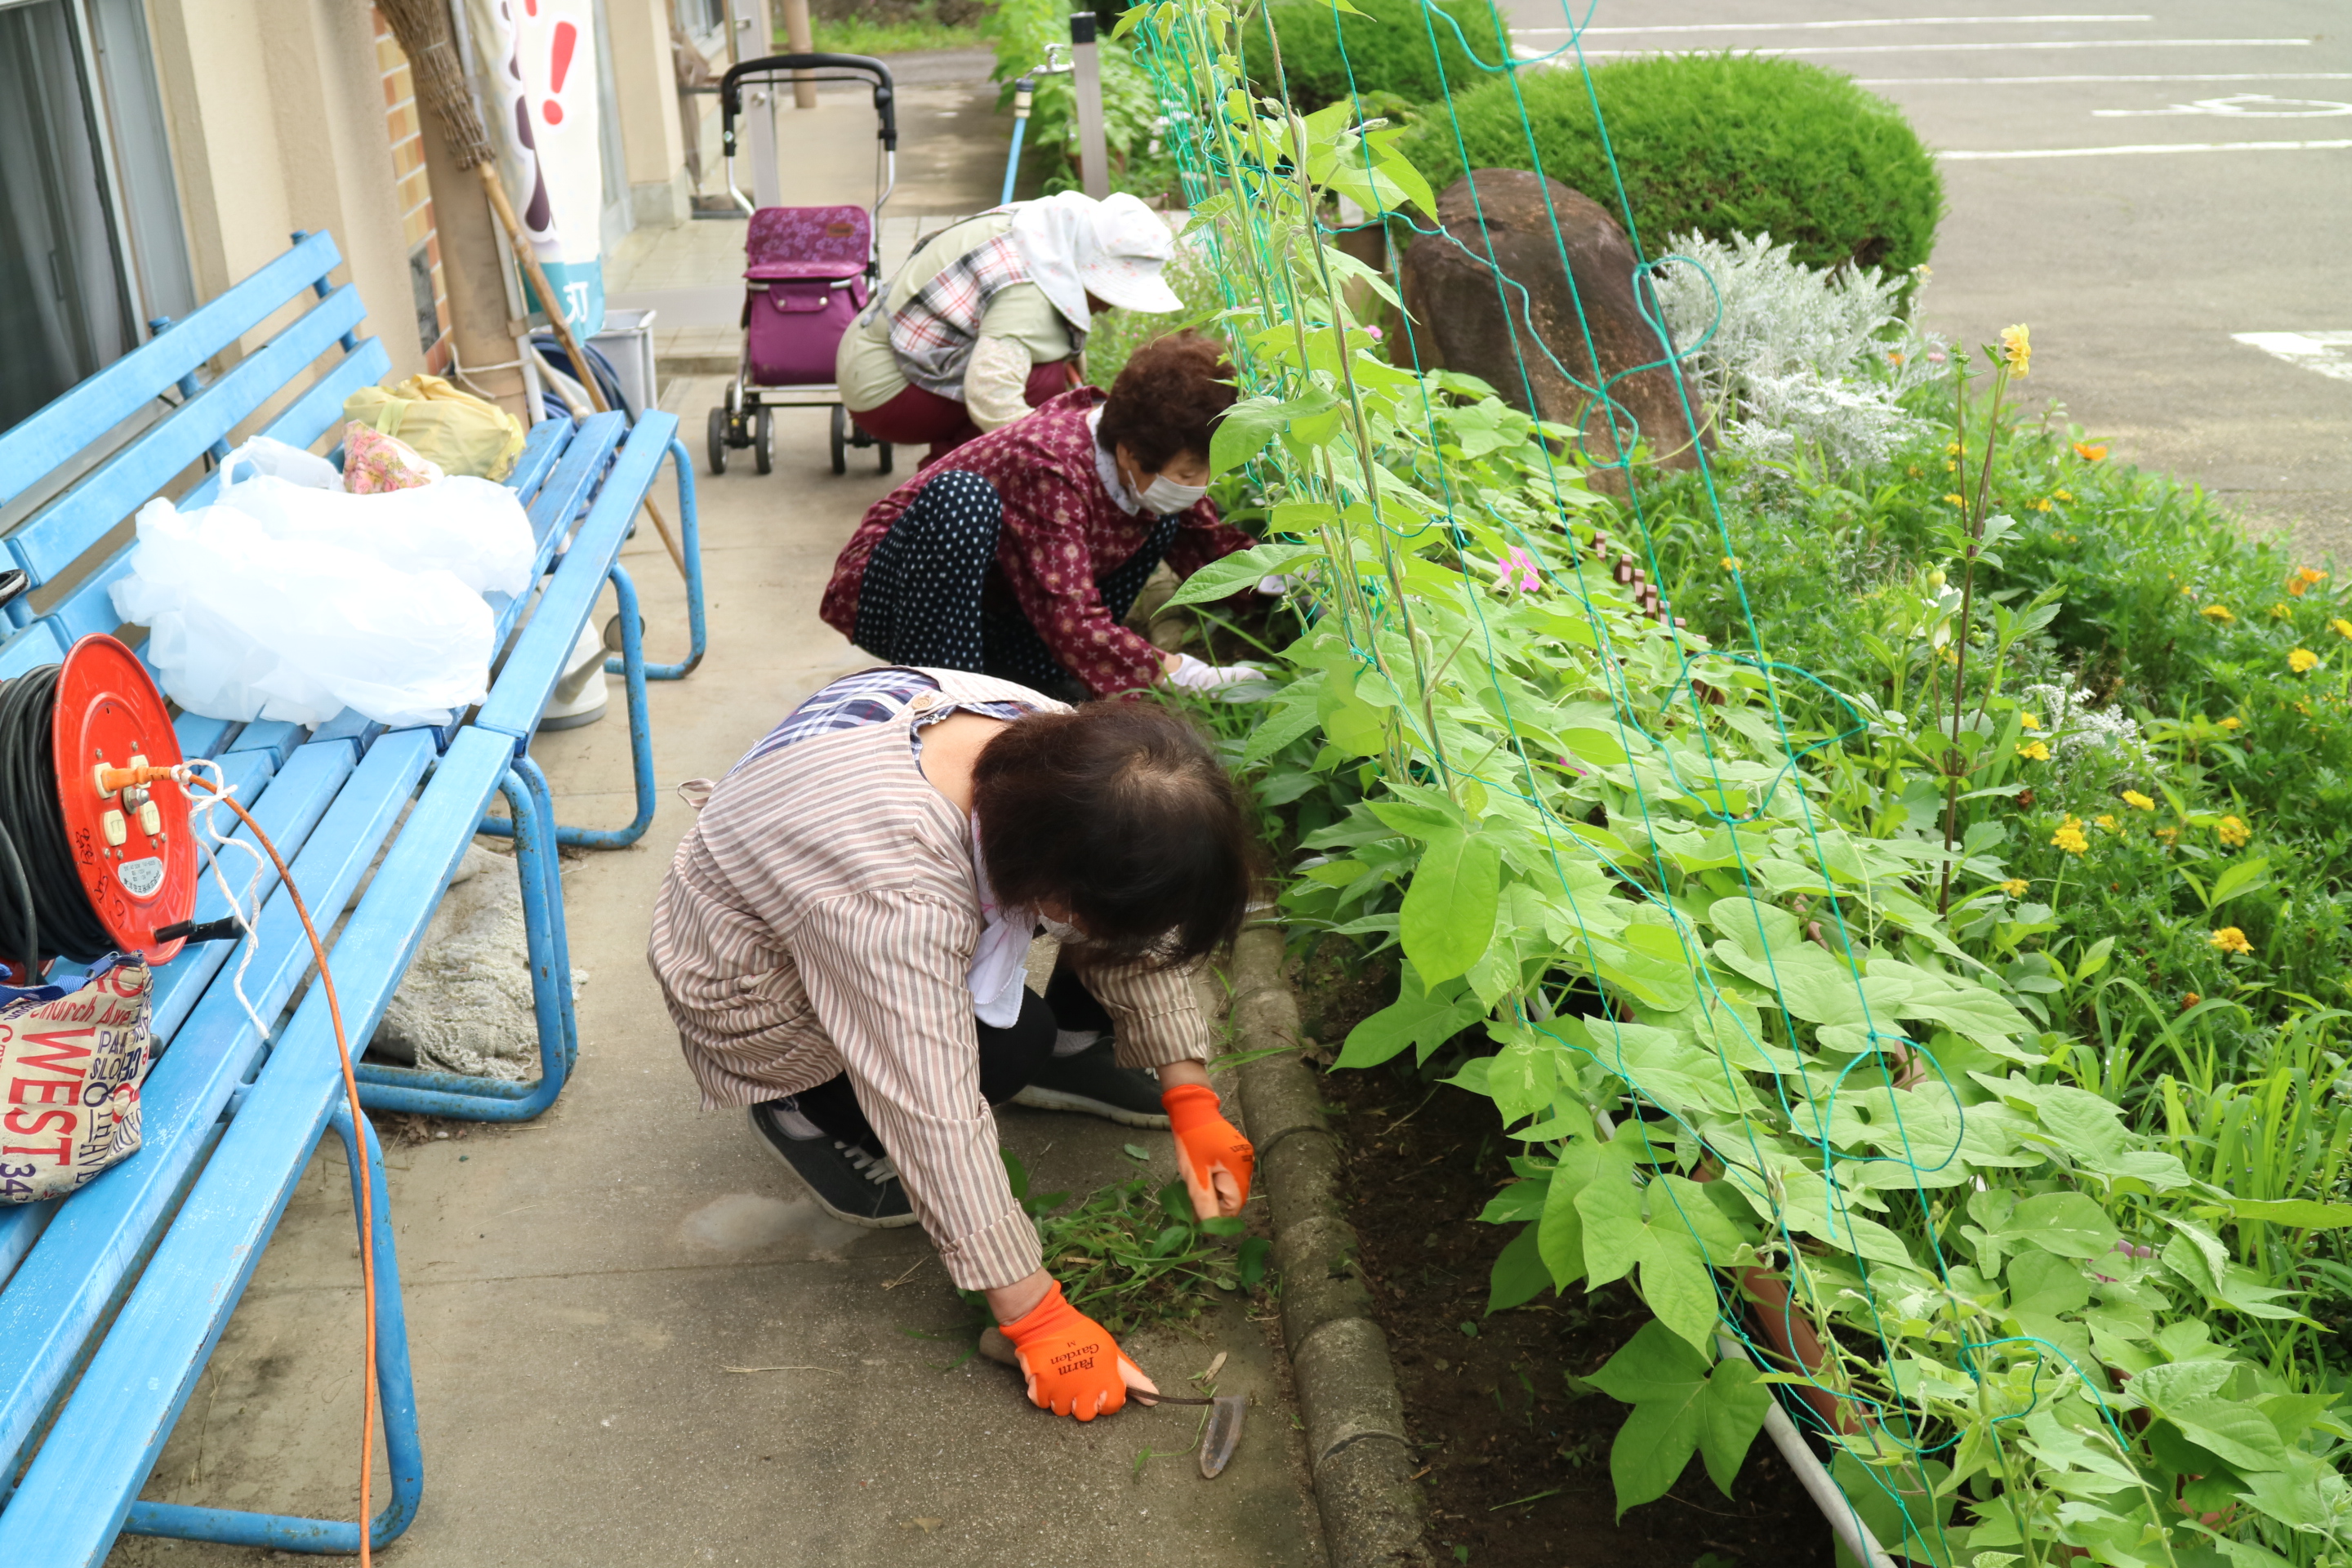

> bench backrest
[0,231,596,718]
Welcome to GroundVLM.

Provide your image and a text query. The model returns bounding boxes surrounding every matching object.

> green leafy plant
[1236,0,1509,113]
[1120,3,2352,1561]
[1404,53,1944,275]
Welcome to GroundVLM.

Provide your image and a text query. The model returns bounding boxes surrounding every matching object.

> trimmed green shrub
[1242,0,1509,113]
[1405,53,1943,274]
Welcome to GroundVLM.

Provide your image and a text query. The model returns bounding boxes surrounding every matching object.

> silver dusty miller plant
[1650,231,1947,473]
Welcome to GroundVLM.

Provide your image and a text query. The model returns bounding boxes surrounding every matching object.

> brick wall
[373,9,452,373]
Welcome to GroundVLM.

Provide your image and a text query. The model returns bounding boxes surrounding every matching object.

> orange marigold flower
[2074,441,2107,461]
[2209,927,2252,956]
[2287,566,2328,597]
[2180,991,2200,1009]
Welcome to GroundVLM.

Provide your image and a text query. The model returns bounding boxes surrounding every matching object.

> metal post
[780,0,815,108]
[1069,11,1110,200]
[730,0,780,206]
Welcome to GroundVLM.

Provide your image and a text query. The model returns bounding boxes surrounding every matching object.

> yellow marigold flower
[1999,879,2029,897]
[2287,566,2328,598]
[2334,618,2352,641]
[2096,814,2121,832]
[1722,556,1740,571]
[1943,493,1966,506]
[1999,323,2031,376]
[1946,441,1962,456]
[2296,700,2314,717]
[2054,488,2073,502]
[2155,826,2179,845]
[2217,815,2250,848]
[2290,647,2320,675]
[2209,927,2252,956]
[2121,790,2154,811]
[1906,464,1923,479]
[2074,441,2107,461]
[2051,817,2090,856]
[2200,604,2235,623]
[2036,498,2053,512]
[2020,713,2041,731]
[2270,602,2293,620]
[2220,715,2243,731]
[2017,740,2051,761]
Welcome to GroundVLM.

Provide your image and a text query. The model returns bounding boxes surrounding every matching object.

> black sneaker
[748,1099,916,1228]
[1012,1036,1170,1128]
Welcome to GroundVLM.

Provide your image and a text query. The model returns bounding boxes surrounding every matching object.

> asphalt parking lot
[1495,0,2350,559]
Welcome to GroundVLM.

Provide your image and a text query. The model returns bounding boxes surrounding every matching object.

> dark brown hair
[1094,332,1236,474]
[973,702,1255,965]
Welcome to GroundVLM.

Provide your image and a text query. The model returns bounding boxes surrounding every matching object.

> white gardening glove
[1257,574,1295,596]
[1165,653,1277,702]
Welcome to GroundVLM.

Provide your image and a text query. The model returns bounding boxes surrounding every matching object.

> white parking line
[1940,138,2352,158]
[2233,332,2352,383]
[1515,15,2149,34]
[1857,72,2352,84]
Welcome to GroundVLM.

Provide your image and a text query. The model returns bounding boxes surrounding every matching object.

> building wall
[145,0,426,385]
[375,9,453,372]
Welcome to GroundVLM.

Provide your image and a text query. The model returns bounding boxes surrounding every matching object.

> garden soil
[1298,951,1829,1568]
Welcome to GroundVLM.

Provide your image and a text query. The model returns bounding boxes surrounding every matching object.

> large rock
[1397,169,1701,481]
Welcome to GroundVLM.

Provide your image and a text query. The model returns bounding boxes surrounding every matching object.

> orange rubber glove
[1000,1280,1139,1419]
[1163,1082,1254,1219]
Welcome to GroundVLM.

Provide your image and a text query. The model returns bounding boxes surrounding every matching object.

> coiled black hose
[0,665,117,978]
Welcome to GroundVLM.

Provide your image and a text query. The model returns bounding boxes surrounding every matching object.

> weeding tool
[978,1327,1246,1477]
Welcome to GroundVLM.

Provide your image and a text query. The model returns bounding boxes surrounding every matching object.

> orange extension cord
[110,764,380,1566]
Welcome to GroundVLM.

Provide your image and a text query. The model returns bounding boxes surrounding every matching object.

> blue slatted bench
[0,229,697,1559]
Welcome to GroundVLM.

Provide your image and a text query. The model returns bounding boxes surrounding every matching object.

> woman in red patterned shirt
[819,333,1277,702]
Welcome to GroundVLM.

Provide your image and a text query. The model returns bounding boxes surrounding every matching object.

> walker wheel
[829,406,849,476]
[52,635,195,964]
[706,408,728,476]
[754,408,774,475]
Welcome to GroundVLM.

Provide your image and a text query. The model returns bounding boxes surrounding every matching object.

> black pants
[794,965,1115,1153]
[849,469,1182,702]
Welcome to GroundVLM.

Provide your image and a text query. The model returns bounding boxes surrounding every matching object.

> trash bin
[590,308,661,418]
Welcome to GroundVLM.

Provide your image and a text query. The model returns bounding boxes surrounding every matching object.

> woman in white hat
[835,190,1184,465]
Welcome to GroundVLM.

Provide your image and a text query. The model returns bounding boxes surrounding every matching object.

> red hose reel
[50,635,198,969]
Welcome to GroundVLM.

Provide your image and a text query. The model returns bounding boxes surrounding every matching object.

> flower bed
[1115,4,2352,1564]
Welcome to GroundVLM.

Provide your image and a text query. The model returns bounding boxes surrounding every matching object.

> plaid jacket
[886,234,1080,398]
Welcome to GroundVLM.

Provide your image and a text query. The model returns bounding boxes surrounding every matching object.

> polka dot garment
[822,387,1253,697]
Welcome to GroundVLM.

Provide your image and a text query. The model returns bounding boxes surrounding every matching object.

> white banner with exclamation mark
[469,0,604,338]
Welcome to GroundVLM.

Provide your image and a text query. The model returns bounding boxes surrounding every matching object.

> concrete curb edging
[1230,925,1434,1568]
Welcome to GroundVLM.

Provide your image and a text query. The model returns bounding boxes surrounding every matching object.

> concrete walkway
[107,56,1329,1566]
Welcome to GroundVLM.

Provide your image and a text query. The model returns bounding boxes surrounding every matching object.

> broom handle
[476,164,689,581]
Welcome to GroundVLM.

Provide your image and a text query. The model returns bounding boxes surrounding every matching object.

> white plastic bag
[210,439,535,596]
[111,499,494,728]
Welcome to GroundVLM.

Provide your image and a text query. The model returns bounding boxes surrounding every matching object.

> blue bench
[0,229,697,1559]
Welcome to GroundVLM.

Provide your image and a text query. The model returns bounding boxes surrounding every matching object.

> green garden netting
[1116,3,2352,1564]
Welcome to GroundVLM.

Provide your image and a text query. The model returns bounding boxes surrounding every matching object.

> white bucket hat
[1078,193,1183,314]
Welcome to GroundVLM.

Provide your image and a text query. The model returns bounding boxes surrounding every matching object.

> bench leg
[550,561,658,849]
[604,436,706,682]
[356,767,574,1120]
[119,1104,424,1554]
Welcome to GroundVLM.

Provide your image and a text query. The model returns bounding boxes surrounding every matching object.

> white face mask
[1038,915,1085,943]
[1138,474,1209,514]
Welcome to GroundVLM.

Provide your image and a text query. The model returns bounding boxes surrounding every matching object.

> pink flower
[1364,324,1383,342]
[1493,546,1539,595]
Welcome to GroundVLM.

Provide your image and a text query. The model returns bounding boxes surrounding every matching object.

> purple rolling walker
[707,52,897,478]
